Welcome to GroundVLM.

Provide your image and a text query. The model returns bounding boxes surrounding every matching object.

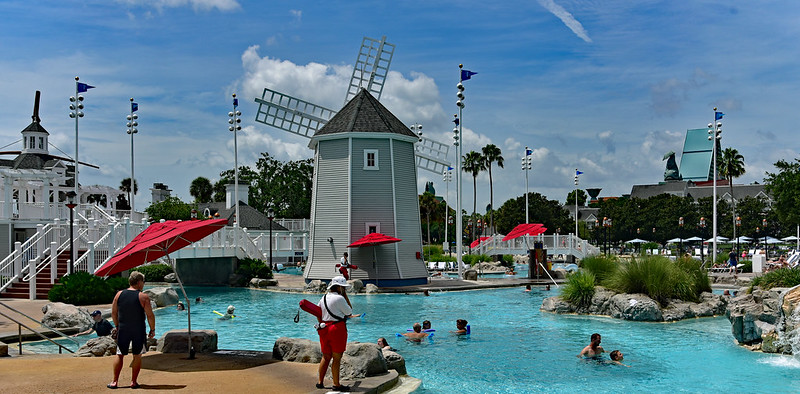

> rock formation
[272,337,405,379]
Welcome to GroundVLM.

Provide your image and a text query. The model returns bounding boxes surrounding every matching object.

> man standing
[338,252,358,280]
[108,271,156,389]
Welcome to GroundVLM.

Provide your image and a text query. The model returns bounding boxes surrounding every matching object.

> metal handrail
[0,301,77,354]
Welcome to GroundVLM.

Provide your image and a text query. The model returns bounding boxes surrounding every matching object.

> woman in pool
[578,333,605,358]
[377,337,394,351]
[451,319,469,335]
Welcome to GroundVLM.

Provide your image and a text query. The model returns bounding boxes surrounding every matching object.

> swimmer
[609,350,630,367]
[220,305,236,319]
[176,301,185,311]
[545,284,551,291]
[422,320,432,330]
[377,337,394,351]
[578,333,605,358]
[723,290,730,296]
[195,297,203,303]
[401,323,430,342]
[451,319,469,335]
[525,285,531,292]
[423,289,430,296]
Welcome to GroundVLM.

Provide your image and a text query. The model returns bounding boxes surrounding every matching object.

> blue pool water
[27,286,800,392]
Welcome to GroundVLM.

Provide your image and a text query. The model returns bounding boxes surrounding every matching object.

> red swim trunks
[318,321,348,354]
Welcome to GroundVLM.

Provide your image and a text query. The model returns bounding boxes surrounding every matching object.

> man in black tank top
[108,271,156,389]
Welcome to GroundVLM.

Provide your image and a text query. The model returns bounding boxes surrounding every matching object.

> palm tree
[481,144,504,233]
[462,151,486,247]
[718,148,746,242]
[190,177,214,203]
[120,178,138,207]
[418,192,440,256]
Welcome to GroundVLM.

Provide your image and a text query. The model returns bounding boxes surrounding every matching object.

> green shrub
[423,245,443,256]
[135,263,174,282]
[562,271,596,308]
[580,255,618,285]
[462,255,479,265]
[605,255,710,305]
[427,254,456,262]
[235,258,273,286]
[48,272,119,305]
[106,276,129,292]
[751,268,800,290]
[502,255,515,265]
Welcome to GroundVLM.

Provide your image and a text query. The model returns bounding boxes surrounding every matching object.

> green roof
[679,128,713,181]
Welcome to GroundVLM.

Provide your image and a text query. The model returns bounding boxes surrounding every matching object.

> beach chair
[428,261,437,270]
[437,261,447,271]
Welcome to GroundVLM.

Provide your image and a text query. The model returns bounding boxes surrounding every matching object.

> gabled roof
[313,88,417,138]
[22,121,49,135]
[195,201,290,231]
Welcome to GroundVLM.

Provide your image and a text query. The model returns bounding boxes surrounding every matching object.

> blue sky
[0,0,797,214]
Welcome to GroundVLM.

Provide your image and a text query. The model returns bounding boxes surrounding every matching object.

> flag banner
[715,111,724,120]
[77,82,95,93]
[526,149,533,155]
[447,166,454,171]
[233,98,239,107]
[576,170,584,175]
[452,117,460,126]
[460,69,478,81]
[131,102,138,112]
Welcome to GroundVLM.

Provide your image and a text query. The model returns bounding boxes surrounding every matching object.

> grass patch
[605,255,709,305]
[751,268,800,290]
[562,271,596,308]
[580,255,618,285]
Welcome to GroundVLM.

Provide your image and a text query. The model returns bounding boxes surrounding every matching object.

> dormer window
[364,149,379,170]
[29,136,35,150]
[39,137,44,150]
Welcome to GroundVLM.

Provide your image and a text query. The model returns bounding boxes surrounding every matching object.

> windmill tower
[253,36,445,285]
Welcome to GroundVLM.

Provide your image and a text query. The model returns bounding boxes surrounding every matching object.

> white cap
[327,276,351,289]
[227,305,235,313]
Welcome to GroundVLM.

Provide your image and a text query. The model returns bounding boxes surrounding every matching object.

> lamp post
[454,64,470,279]
[735,216,741,256]
[69,76,93,200]
[126,98,139,213]
[637,228,641,254]
[602,217,609,254]
[699,217,706,263]
[411,123,422,141]
[228,94,242,229]
[443,167,452,254]
[447,216,454,256]
[762,218,768,258]
[267,207,275,270]
[574,169,581,239]
[65,191,77,275]
[522,147,532,223]
[707,109,723,265]
[679,216,684,255]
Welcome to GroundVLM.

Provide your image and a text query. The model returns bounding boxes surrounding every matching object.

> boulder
[693,292,728,317]
[551,268,567,280]
[586,287,616,314]
[540,296,573,314]
[249,278,278,288]
[41,303,93,330]
[463,269,478,281]
[781,285,800,329]
[382,349,407,375]
[338,342,388,380]
[144,287,179,307]
[346,279,364,294]
[662,300,693,322]
[164,273,178,283]
[228,273,245,286]
[474,262,503,272]
[156,329,217,354]
[608,294,662,321]
[304,280,327,294]
[76,335,117,357]
[272,337,322,363]
[365,284,379,294]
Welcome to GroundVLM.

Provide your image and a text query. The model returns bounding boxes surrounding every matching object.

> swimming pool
[26,286,800,392]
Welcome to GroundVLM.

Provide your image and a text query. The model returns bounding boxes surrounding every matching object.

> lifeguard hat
[327,276,351,289]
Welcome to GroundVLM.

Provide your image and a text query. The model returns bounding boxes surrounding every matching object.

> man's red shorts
[318,321,348,354]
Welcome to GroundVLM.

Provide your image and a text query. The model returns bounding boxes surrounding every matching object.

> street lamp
[454,63,473,279]
[522,147,532,223]
[699,217,706,263]
[267,207,275,270]
[69,76,93,200]
[707,109,724,265]
[735,216,741,256]
[126,98,139,212]
[65,191,77,275]
[447,216,454,256]
[443,166,453,253]
[679,216,684,255]
[228,94,242,229]
[762,218,768,258]
[574,169,581,239]
[410,123,422,142]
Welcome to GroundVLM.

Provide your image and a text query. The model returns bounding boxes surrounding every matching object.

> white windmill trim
[390,138,401,278]
[309,131,417,149]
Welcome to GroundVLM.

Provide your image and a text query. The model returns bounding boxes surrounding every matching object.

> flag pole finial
[459,64,463,69]
[75,76,79,81]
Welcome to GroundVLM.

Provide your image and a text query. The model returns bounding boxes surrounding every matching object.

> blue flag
[233,98,239,107]
[131,102,138,112]
[715,111,724,120]
[447,166,454,171]
[526,148,533,156]
[576,170,584,175]
[460,69,478,81]
[77,82,95,93]
[452,117,460,126]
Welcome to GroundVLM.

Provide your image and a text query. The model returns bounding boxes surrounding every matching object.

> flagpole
[127,98,139,213]
[456,66,464,280]
[73,77,80,201]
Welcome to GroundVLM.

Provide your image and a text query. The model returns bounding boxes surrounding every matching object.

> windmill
[253,36,451,174]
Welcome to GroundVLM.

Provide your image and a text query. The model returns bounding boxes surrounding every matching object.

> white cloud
[289,9,302,22]
[117,0,241,12]
[537,0,592,43]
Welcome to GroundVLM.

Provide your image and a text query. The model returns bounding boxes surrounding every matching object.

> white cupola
[21,91,49,155]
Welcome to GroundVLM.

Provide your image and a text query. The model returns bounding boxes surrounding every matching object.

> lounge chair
[437,261,447,271]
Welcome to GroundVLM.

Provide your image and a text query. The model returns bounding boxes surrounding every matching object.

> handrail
[23,227,90,282]
[0,301,77,354]
[0,223,58,293]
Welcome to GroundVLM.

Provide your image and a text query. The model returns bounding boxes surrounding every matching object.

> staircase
[1,250,77,300]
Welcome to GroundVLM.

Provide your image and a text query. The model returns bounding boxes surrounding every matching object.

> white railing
[276,219,310,232]
[473,234,599,259]
[0,222,64,293]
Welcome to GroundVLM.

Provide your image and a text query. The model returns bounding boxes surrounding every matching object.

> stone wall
[727,284,800,354]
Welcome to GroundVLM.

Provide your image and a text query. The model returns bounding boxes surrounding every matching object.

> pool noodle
[406,328,435,332]
[213,310,235,319]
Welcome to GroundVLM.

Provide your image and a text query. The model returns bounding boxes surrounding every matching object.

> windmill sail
[345,36,395,106]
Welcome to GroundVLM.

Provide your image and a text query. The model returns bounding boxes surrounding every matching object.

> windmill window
[39,137,44,149]
[364,149,379,170]
[29,137,35,150]
[366,222,380,234]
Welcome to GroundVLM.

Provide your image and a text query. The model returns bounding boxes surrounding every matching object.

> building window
[363,149,379,170]
[366,222,380,234]
[29,136,35,150]
[39,137,44,150]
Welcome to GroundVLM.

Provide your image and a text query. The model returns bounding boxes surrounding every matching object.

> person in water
[176,301,185,311]
[422,320,432,331]
[578,333,605,358]
[524,285,531,292]
[377,337,394,351]
[402,323,430,341]
[451,319,469,335]
[221,305,236,319]
[609,350,630,367]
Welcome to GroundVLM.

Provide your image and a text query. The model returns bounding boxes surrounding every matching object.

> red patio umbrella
[470,236,491,249]
[95,219,228,359]
[347,233,402,286]
[502,223,546,241]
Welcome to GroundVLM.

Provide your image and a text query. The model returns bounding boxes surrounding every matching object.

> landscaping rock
[662,300,693,322]
[464,269,478,281]
[228,273,245,286]
[144,287,179,307]
[540,296,573,314]
[382,349,407,375]
[249,278,278,288]
[76,335,117,357]
[304,280,327,293]
[608,294,662,321]
[474,262,503,272]
[586,287,616,314]
[272,337,322,363]
[365,284,379,294]
[551,268,567,280]
[164,273,178,283]
[41,303,92,330]
[156,329,218,354]
[338,342,388,380]
[346,279,364,294]
[0,341,8,357]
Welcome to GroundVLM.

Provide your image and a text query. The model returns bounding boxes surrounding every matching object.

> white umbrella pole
[166,253,193,359]
[373,246,378,287]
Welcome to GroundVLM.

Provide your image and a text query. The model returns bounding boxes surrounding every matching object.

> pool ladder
[0,301,78,355]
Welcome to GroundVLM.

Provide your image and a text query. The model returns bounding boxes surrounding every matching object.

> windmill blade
[254,88,337,139]
[345,36,395,105]
[415,136,451,174]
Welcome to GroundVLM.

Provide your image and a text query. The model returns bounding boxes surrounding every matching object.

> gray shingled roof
[313,88,417,138]
[22,121,49,135]
[195,201,289,231]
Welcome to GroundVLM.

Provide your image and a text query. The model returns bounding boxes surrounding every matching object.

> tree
[565,189,588,206]
[120,178,138,206]
[462,151,486,244]
[145,197,195,221]
[189,177,213,203]
[419,192,440,248]
[765,159,800,229]
[86,194,107,207]
[494,192,572,235]
[718,147,746,240]
[481,144,504,234]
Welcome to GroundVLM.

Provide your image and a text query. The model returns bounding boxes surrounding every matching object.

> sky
[0,0,797,215]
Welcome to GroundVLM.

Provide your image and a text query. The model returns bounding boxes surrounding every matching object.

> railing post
[35,224,44,257]
[87,241,95,273]
[109,223,116,255]
[50,241,58,284]
[28,259,36,300]
[13,241,22,277]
